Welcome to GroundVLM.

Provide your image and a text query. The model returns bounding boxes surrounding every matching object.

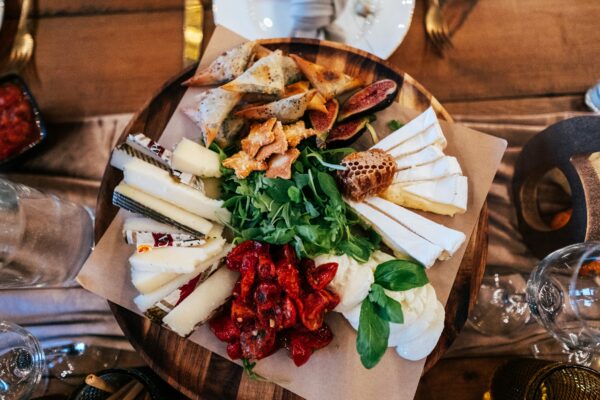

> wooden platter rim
[97,38,487,399]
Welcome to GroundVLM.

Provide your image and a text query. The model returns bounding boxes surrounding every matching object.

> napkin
[290,0,348,41]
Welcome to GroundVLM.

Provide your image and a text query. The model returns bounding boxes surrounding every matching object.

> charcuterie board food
[107,38,471,369]
[80,27,506,400]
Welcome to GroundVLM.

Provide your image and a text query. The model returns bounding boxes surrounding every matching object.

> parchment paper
[77,26,507,400]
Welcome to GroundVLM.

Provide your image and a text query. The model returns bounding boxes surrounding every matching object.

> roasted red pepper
[210,241,339,366]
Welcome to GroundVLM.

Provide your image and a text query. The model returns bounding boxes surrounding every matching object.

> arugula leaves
[356,259,429,369]
[220,145,380,261]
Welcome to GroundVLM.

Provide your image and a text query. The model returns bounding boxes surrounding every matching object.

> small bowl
[0,74,48,169]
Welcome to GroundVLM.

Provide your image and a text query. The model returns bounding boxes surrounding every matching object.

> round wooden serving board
[96,38,488,400]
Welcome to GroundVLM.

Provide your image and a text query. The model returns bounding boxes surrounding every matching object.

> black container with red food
[0,74,47,168]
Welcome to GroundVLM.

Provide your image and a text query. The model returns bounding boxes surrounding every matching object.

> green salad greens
[217,145,381,262]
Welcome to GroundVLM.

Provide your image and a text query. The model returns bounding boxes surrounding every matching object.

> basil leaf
[369,284,404,324]
[374,260,429,291]
[357,299,389,369]
[387,119,403,132]
[287,186,301,203]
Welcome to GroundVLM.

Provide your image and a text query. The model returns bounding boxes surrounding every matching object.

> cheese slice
[371,107,437,152]
[123,158,230,224]
[124,216,185,235]
[129,237,226,273]
[163,267,239,337]
[383,175,468,216]
[114,183,214,235]
[171,138,221,178]
[134,270,199,312]
[395,145,445,170]
[388,123,447,159]
[347,200,444,268]
[393,156,462,184]
[131,269,179,294]
[366,197,466,259]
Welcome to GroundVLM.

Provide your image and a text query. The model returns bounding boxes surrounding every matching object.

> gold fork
[3,0,34,73]
[425,0,453,52]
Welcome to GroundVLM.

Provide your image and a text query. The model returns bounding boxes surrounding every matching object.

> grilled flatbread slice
[289,54,361,100]
[266,148,301,179]
[253,45,303,84]
[182,88,242,146]
[222,151,268,179]
[283,82,327,113]
[241,118,277,157]
[282,121,317,147]
[183,41,256,86]
[221,50,285,96]
[256,121,288,161]
[235,90,317,123]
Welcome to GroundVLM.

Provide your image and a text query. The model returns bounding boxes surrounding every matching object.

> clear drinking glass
[470,242,600,366]
[0,321,46,400]
[0,177,94,288]
[527,242,600,365]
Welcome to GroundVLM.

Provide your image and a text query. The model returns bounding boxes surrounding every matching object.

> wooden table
[8,0,599,399]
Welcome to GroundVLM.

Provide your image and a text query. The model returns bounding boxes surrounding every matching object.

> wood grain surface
[10,0,597,121]
[95,39,488,400]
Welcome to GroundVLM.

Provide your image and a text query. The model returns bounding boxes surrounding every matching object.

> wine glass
[470,242,600,366]
[527,242,600,365]
[0,321,46,400]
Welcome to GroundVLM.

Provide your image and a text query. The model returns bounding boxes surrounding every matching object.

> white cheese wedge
[132,246,231,311]
[129,237,226,273]
[114,183,214,235]
[131,269,179,294]
[387,123,447,159]
[366,197,466,259]
[383,175,468,216]
[163,267,239,337]
[347,200,444,268]
[393,156,462,184]
[395,145,445,170]
[123,216,186,235]
[171,138,221,178]
[134,270,200,312]
[371,106,438,152]
[123,159,230,224]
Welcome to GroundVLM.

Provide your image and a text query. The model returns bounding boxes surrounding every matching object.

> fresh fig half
[326,116,369,145]
[308,98,339,147]
[338,79,398,122]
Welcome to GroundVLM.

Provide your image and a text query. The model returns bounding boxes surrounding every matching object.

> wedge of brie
[395,145,445,170]
[372,106,438,152]
[347,200,444,268]
[129,237,226,273]
[122,158,230,224]
[113,183,214,235]
[383,175,468,216]
[393,156,462,184]
[163,267,239,337]
[366,197,466,259]
[171,138,221,178]
[387,123,447,159]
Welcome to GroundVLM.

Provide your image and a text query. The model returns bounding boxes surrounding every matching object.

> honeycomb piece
[337,149,396,201]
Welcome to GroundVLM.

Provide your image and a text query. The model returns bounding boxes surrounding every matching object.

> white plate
[213,0,415,59]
